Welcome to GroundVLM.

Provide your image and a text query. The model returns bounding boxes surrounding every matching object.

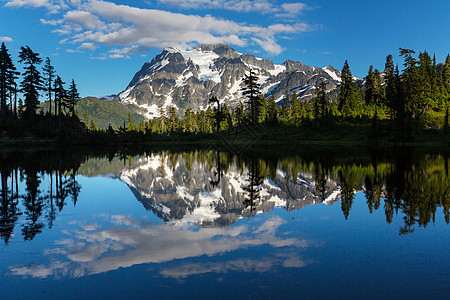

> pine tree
[442,54,450,93]
[400,48,428,121]
[167,106,178,132]
[126,112,135,131]
[291,92,301,126]
[42,57,55,115]
[384,54,398,117]
[18,46,43,119]
[338,60,356,116]
[266,95,277,124]
[208,95,222,133]
[313,80,329,123]
[365,65,375,105]
[241,70,261,124]
[67,79,80,116]
[0,43,18,118]
[53,76,66,117]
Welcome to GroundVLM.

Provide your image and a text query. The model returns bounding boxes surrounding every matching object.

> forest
[0,43,449,145]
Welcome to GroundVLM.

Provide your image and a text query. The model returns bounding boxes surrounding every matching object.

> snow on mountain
[116,44,345,119]
[116,154,341,227]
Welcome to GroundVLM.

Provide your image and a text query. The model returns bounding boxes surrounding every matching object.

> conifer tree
[384,54,397,116]
[291,92,301,126]
[0,43,18,118]
[442,54,450,92]
[157,104,166,133]
[183,108,197,133]
[42,57,55,115]
[338,60,356,116]
[167,106,178,132]
[53,76,66,117]
[313,80,329,122]
[18,46,43,119]
[208,95,222,133]
[241,70,260,124]
[400,48,428,121]
[126,112,135,131]
[266,96,277,124]
[365,65,375,105]
[67,79,80,116]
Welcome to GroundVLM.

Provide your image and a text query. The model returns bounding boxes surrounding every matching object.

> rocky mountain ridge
[116,44,348,119]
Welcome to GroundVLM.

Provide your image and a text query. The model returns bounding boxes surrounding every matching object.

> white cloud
[0,36,13,42]
[8,0,317,57]
[79,42,98,50]
[10,215,313,279]
[5,0,68,13]
[157,0,310,16]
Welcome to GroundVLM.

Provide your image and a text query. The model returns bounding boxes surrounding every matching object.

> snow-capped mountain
[117,44,345,119]
[115,154,341,227]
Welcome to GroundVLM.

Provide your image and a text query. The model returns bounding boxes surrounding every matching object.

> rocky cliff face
[117,44,344,118]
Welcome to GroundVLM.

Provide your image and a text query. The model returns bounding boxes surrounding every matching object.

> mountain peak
[117,44,344,119]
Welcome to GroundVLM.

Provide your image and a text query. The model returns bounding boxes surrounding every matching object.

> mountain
[79,154,341,227]
[75,97,145,129]
[116,44,347,118]
[39,97,145,129]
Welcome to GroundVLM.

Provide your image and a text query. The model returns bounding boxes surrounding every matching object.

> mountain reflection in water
[0,147,449,284]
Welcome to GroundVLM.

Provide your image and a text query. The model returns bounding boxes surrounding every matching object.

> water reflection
[11,214,312,279]
[1,148,449,245]
[0,151,81,243]
[0,147,449,284]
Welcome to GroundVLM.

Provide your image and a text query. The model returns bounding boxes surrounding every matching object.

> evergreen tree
[208,95,222,133]
[221,103,231,130]
[241,70,261,124]
[157,104,166,133]
[182,108,197,133]
[266,95,278,124]
[167,106,178,132]
[338,60,356,116]
[0,43,18,118]
[42,57,55,115]
[365,65,375,105]
[384,54,397,115]
[291,92,301,126]
[53,76,66,117]
[443,54,450,91]
[18,46,43,119]
[313,80,329,123]
[399,48,429,121]
[67,79,80,116]
[126,112,135,131]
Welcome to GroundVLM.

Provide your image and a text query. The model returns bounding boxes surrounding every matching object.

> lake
[0,146,449,299]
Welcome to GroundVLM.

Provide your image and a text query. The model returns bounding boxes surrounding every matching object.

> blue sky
[1,0,450,97]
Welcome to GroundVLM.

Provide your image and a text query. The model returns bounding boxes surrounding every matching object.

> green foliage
[71,97,145,129]
[18,46,43,119]
[338,60,357,116]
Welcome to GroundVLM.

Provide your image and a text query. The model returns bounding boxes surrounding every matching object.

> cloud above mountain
[4,0,317,56]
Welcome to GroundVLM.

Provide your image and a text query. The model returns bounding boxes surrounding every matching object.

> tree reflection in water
[0,146,449,243]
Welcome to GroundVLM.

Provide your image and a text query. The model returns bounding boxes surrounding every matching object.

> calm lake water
[0,147,449,299]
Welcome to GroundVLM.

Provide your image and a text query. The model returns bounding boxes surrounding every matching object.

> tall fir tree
[400,48,428,121]
[53,76,66,117]
[313,80,329,123]
[291,92,301,126]
[0,43,18,118]
[338,60,356,116]
[18,46,43,119]
[266,95,278,124]
[67,79,80,116]
[241,70,261,124]
[42,57,55,115]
